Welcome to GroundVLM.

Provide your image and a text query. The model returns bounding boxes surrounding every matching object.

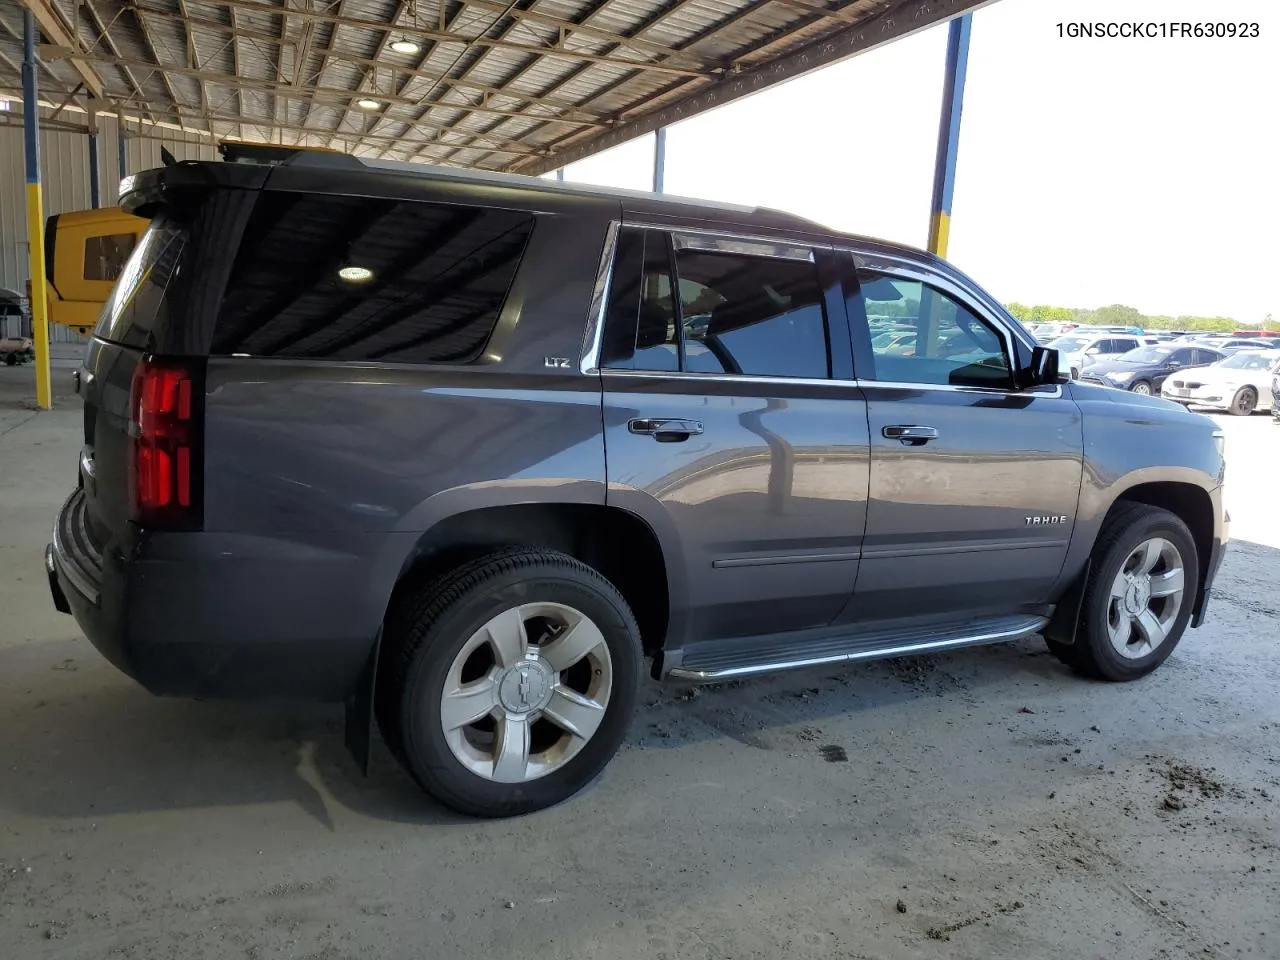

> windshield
[1048,335,1091,351]
[1123,346,1173,363]
[1218,352,1274,371]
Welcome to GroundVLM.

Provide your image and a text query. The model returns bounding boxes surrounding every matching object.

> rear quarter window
[211,193,534,364]
[93,218,186,349]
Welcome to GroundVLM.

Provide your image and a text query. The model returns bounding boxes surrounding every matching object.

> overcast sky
[555,0,1278,324]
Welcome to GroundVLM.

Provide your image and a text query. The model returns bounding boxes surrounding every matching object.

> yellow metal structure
[44,208,149,335]
[27,183,52,408]
[927,210,952,260]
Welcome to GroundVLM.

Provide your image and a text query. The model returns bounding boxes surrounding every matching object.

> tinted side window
[856,272,1011,387]
[93,217,186,348]
[599,229,679,371]
[672,247,829,379]
[84,233,138,282]
[212,193,533,363]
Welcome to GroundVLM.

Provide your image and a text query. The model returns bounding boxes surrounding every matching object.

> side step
[666,613,1048,682]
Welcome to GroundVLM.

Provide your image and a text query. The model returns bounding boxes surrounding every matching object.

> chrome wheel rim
[1131,382,1151,395]
[440,602,613,784]
[1107,538,1186,660]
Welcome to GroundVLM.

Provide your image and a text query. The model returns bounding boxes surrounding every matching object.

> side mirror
[1019,345,1060,389]
[1086,346,1101,355]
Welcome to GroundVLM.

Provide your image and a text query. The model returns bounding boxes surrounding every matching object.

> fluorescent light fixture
[338,265,375,283]
[389,38,422,55]
[356,98,382,110]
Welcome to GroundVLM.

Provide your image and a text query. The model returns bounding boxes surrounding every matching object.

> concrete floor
[1,363,1277,960]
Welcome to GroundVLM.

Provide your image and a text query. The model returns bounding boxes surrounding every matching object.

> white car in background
[1046,332,1144,380]
[1161,350,1280,416]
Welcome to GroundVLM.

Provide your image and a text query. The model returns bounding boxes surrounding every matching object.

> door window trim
[843,248,1062,397]
[582,221,834,379]
[583,227,1061,397]
[579,220,620,373]
[671,232,815,262]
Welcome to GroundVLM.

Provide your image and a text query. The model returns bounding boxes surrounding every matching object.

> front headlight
[1105,371,1134,383]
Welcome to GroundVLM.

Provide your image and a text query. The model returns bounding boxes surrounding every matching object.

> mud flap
[1043,558,1091,646]
[343,627,381,776]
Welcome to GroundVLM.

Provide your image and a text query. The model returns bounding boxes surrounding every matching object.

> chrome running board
[665,613,1048,682]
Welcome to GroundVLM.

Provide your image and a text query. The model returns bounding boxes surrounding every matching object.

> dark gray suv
[47,149,1229,817]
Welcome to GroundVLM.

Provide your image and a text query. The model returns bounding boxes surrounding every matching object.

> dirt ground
[1,361,1277,960]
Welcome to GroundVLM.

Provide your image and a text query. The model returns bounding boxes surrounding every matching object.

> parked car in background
[0,335,34,365]
[1031,321,1080,344]
[1091,325,1146,336]
[1162,350,1280,416]
[1191,337,1276,355]
[1273,365,1280,423]
[1233,329,1280,340]
[871,329,917,354]
[1047,332,1144,379]
[1078,344,1225,395]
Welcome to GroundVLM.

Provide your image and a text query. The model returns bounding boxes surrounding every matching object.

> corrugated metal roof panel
[0,0,988,172]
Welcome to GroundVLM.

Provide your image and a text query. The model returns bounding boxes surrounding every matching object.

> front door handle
[628,418,704,442]
[883,424,938,446]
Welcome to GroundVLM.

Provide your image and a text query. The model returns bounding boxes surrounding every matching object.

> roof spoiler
[216,141,362,169]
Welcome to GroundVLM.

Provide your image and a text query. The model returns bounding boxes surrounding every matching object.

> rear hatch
[78,216,191,550]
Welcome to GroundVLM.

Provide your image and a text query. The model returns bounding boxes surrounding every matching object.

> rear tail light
[129,357,201,527]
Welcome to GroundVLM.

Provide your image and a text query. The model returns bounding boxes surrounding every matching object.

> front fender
[1048,384,1226,611]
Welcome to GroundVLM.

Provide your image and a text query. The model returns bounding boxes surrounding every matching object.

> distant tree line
[1004,302,1275,334]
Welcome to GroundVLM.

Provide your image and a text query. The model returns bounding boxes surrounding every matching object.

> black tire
[1129,380,1152,395]
[1228,386,1257,417]
[1047,503,1198,682]
[375,548,641,818]
[3,353,16,366]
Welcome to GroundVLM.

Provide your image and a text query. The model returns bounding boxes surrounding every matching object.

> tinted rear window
[93,216,187,349]
[211,193,533,364]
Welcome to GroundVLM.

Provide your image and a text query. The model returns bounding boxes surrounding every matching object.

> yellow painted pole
[927,15,971,260]
[22,8,52,410]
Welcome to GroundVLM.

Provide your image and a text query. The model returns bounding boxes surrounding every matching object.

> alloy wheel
[1106,537,1186,660]
[439,602,613,784]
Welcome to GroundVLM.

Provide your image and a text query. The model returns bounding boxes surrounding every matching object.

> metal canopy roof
[0,0,987,173]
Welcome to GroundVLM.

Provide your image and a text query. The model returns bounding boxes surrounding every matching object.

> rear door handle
[628,418,704,442]
[882,425,938,446]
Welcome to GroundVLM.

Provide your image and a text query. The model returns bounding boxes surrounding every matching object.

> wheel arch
[1109,481,1215,621]
[1047,477,1218,645]
[382,499,676,658]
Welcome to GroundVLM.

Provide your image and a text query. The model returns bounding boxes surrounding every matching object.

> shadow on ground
[0,624,1069,828]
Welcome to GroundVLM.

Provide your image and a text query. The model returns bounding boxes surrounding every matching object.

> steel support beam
[88,131,101,207]
[118,123,127,180]
[927,12,971,258]
[22,8,52,410]
[652,126,665,194]
[16,0,105,100]
[150,0,711,77]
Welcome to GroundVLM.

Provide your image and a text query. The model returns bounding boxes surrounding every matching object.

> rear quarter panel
[199,209,615,661]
